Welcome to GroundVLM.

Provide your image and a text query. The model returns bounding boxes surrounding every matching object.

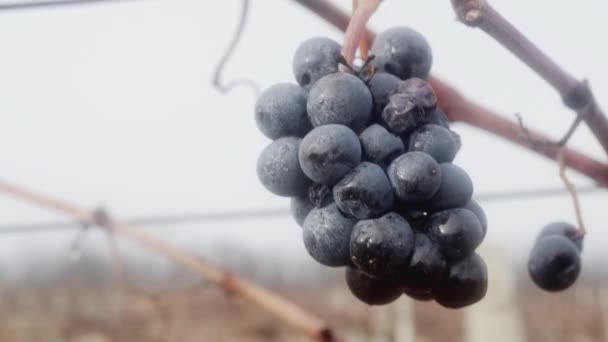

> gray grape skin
[359,124,405,167]
[303,203,357,267]
[256,137,311,197]
[382,93,421,134]
[537,222,583,251]
[394,78,437,110]
[293,37,341,89]
[381,79,437,134]
[307,73,373,132]
[408,124,460,163]
[350,212,415,277]
[428,208,483,260]
[464,200,488,240]
[387,152,442,203]
[427,163,473,211]
[299,124,362,185]
[528,235,581,292]
[290,196,314,227]
[333,162,394,219]
[427,109,450,128]
[371,27,433,80]
[424,109,460,153]
[368,72,401,118]
[255,83,312,139]
[308,182,333,208]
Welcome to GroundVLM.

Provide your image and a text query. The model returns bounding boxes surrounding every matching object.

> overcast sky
[0,0,606,280]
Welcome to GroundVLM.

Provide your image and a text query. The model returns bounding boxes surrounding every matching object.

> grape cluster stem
[558,149,586,238]
[292,0,608,188]
[0,180,335,342]
[352,0,370,61]
[341,0,380,67]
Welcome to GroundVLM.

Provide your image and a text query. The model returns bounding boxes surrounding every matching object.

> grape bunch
[256,27,488,308]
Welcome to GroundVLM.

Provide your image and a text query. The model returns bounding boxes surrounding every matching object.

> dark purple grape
[426,109,450,128]
[307,73,372,132]
[537,222,583,251]
[394,78,437,110]
[299,124,361,185]
[464,200,488,240]
[371,27,433,80]
[303,203,356,267]
[359,124,405,167]
[381,78,437,134]
[350,213,415,277]
[368,72,401,118]
[387,152,442,203]
[333,162,394,219]
[528,235,581,292]
[345,267,402,305]
[394,206,430,233]
[255,83,311,139]
[289,196,314,227]
[257,137,311,197]
[290,196,314,227]
[293,37,341,89]
[394,206,428,222]
[402,286,434,301]
[382,93,419,134]
[434,253,488,309]
[408,124,460,163]
[399,233,447,292]
[427,163,473,211]
[429,208,483,260]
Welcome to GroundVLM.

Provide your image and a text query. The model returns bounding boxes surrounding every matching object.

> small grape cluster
[528,222,582,291]
[256,27,488,308]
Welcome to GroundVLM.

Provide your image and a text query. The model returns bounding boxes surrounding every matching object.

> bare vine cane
[515,113,583,150]
[450,0,608,155]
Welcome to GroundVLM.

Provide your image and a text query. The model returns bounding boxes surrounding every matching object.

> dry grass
[0,281,605,342]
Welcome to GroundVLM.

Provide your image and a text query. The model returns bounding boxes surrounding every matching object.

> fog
[0,0,606,283]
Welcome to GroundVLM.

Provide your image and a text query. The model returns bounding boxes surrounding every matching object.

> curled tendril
[212,0,261,97]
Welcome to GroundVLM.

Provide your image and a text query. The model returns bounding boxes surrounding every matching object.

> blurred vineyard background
[1,243,607,342]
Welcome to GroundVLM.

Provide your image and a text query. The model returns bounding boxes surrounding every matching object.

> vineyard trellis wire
[0,184,602,235]
[0,0,139,10]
